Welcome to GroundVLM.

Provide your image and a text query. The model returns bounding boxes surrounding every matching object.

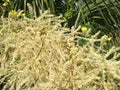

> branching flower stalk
[0,11,120,90]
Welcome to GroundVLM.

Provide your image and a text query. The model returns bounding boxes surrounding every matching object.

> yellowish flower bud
[101,35,112,45]
[104,35,112,41]
[6,0,10,2]
[9,10,18,18]
[3,2,8,6]
[81,27,87,34]
[107,37,112,41]
[21,13,25,17]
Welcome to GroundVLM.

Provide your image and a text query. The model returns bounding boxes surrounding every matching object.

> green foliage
[15,55,21,63]
[78,39,87,46]
[0,0,15,17]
